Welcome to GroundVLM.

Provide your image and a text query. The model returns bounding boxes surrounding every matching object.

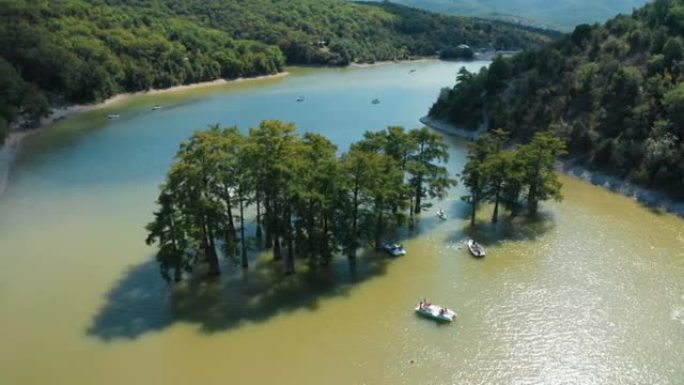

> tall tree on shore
[518,131,567,216]
[461,135,493,226]
[215,126,253,268]
[173,131,223,276]
[248,120,303,274]
[364,152,404,250]
[295,133,341,266]
[407,127,456,214]
[339,149,377,266]
[483,128,510,223]
[352,130,410,244]
[145,183,191,283]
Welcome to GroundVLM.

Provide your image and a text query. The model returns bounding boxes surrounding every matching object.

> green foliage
[517,132,567,215]
[0,0,555,130]
[663,82,684,130]
[429,67,486,129]
[147,121,453,281]
[430,0,684,195]
[461,129,566,223]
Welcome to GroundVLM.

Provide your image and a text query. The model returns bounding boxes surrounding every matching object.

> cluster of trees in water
[146,121,456,282]
[147,122,569,281]
[0,0,556,145]
[461,129,567,225]
[430,0,684,196]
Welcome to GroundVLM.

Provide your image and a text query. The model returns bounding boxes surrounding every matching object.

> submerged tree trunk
[492,187,500,223]
[206,220,220,276]
[413,175,423,214]
[306,201,316,266]
[239,191,248,268]
[348,183,360,265]
[470,193,478,227]
[374,207,384,251]
[284,203,295,275]
[527,180,539,217]
[224,186,237,258]
[255,194,262,240]
[264,197,273,248]
[273,236,282,261]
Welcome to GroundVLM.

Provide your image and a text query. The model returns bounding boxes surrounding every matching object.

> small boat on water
[415,301,456,322]
[371,98,380,104]
[467,239,485,257]
[152,105,162,110]
[107,114,120,120]
[436,209,447,220]
[296,96,305,102]
[382,242,406,257]
[409,69,416,73]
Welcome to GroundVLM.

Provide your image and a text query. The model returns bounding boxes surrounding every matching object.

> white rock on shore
[419,116,485,140]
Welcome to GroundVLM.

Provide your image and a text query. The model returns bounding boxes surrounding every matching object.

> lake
[1,60,683,385]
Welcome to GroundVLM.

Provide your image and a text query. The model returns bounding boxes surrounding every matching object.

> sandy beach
[0,72,289,196]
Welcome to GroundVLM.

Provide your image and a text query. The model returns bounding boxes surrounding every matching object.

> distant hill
[365,0,649,31]
[429,0,684,194]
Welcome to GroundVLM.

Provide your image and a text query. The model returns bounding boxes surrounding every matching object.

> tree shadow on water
[87,253,389,341]
[446,210,556,249]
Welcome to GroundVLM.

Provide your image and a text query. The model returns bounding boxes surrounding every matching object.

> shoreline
[349,58,433,68]
[0,71,289,197]
[560,162,684,217]
[421,115,684,216]
[47,71,291,119]
[419,116,486,140]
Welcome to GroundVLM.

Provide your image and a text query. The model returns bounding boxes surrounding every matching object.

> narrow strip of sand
[0,72,289,196]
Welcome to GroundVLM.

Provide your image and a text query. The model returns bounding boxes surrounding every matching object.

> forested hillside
[0,0,555,145]
[429,0,684,195]
[365,0,648,31]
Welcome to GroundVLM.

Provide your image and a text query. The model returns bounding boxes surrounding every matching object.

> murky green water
[1,61,683,385]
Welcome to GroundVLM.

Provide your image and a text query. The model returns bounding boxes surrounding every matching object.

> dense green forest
[365,0,648,31]
[430,0,684,195]
[146,121,454,281]
[0,0,555,145]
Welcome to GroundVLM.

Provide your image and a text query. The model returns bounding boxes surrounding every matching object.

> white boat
[296,96,305,102]
[107,114,120,120]
[152,105,162,110]
[382,242,406,257]
[436,209,447,220]
[467,239,485,257]
[415,302,456,322]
